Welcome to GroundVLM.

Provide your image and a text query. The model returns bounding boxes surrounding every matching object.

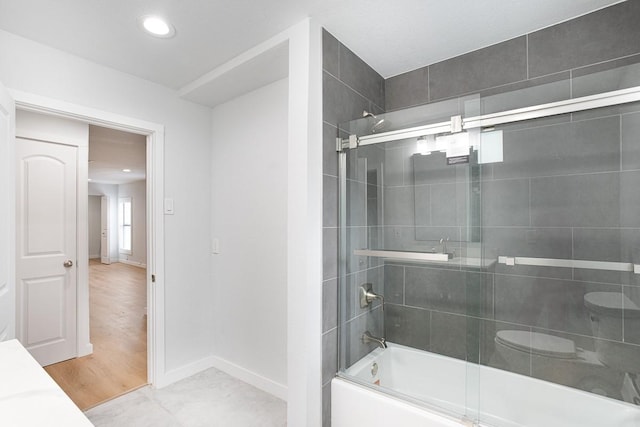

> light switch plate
[164,198,174,215]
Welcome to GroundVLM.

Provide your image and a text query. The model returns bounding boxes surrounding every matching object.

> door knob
[63,260,73,268]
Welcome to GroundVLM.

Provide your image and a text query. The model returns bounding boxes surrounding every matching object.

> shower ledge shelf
[353,249,450,262]
[352,249,494,268]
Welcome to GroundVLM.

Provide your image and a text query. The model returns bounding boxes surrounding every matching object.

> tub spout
[362,331,387,349]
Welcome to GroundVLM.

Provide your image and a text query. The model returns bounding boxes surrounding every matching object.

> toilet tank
[584,292,640,373]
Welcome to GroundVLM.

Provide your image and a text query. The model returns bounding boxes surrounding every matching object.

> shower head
[363,110,386,133]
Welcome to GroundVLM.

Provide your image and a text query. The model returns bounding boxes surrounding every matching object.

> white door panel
[0,82,15,342]
[100,196,110,264]
[16,137,77,366]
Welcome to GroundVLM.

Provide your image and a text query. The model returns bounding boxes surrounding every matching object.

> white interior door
[16,137,77,366]
[0,82,15,342]
[100,196,110,264]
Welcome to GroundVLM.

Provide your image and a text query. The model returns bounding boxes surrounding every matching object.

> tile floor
[85,367,287,427]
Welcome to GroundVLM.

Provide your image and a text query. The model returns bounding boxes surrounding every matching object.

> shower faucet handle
[360,283,384,311]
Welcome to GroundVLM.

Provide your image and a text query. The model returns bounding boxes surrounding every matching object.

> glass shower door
[337,96,485,423]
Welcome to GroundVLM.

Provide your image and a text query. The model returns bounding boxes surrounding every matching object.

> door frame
[10,89,165,386]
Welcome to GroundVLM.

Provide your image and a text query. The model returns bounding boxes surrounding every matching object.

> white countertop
[0,339,93,427]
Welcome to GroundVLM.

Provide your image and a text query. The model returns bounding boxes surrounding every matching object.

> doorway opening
[11,91,166,405]
[44,125,148,409]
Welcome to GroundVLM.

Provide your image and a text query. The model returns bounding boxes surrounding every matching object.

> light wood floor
[44,259,147,410]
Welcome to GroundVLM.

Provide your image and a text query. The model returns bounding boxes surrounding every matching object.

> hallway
[45,260,147,410]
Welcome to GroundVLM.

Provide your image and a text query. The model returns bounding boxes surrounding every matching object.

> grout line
[569,69,573,99]
[402,266,406,306]
[528,178,532,227]
[427,65,431,103]
[526,34,529,80]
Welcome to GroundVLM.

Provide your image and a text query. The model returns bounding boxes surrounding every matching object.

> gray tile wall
[385,1,640,112]
[379,1,640,403]
[321,29,385,427]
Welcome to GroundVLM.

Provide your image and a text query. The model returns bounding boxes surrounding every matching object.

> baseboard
[211,356,288,401]
[89,254,100,259]
[118,258,147,268]
[155,355,216,389]
[78,342,93,357]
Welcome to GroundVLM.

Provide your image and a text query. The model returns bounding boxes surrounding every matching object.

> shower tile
[339,44,385,110]
[384,264,404,305]
[572,54,640,99]
[383,226,417,251]
[477,72,570,115]
[345,226,372,274]
[346,179,366,226]
[343,308,384,367]
[429,37,527,101]
[481,179,530,227]
[383,146,409,187]
[322,29,340,78]
[404,267,493,319]
[573,227,626,275]
[624,286,640,345]
[323,278,338,333]
[622,112,640,171]
[482,227,572,259]
[430,312,473,362]
[493,274,622,339]
[384,186,414,226]
[323,227,338,280]
[483,227,573,280]
[323,174,338,228]
[367,185,381,226]
[621,171,640,228]
[323,71,370,128]
[322,328,338,385]
[340,273,357,321]
[385,67,429,111]
[413,185,431,227]
[565,227,640,284]
[430,182,468,227]
[530,173,621,228]
[384,304,430,351]
[322,383,331,427]
[322,123,339,177]
[493,116,621,180]
[528,1,640,77]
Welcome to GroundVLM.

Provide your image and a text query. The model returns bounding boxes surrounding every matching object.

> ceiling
[0,0,623,90]
[89,126,146,185]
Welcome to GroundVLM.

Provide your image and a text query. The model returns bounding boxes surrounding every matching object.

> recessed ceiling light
[122,169,132,173]
[138,15,176,38]
[88,178,92,182]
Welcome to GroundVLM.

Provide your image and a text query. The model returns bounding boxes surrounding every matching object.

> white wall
[88,182,119,262]
[88,196,101,258]
[0,29,214,377]
[211,78,288,397]
[118,180,146,267]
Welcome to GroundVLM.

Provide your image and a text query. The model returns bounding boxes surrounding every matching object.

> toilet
[494,292,640,401]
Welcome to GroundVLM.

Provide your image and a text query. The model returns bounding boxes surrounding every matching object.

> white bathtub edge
[332,377,467,427]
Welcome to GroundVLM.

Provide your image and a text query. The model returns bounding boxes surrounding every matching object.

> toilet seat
[496,330,577,359]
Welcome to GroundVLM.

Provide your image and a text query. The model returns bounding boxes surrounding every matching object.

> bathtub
[332,342,640,427]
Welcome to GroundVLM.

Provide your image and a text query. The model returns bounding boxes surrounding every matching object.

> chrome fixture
[362,110,385,133]
[434,237,455,259]
[360,283,384,311]
[362,331,387,349]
